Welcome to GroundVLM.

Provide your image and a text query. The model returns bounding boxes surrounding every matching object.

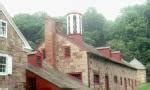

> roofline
[87,52,137,70]
[66,12,82,16]
[0,3,32,50]
[57,31,136,70]
[96,47,110,49]
[112,51,120,53]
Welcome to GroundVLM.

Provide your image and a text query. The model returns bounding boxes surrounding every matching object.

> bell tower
[67,12,83,41]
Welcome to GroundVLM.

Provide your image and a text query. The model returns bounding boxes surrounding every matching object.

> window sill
[0,72,8,76]
[64,56,71,59]
[0,35,7,38]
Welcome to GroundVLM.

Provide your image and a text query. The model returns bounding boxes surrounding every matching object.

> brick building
[36,12,146,90]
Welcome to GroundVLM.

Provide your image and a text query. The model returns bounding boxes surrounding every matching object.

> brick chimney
[45,16,56,68]
[111,51,122,62]
[67,12,83,42]
[96,47,111,58]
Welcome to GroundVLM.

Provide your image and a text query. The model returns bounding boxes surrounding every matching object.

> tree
[83,7,107,47]
[13,12,48,48]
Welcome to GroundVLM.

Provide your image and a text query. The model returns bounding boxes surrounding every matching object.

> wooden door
[27,78,36,90]
[105,75,109,90]
[124,78,127,90]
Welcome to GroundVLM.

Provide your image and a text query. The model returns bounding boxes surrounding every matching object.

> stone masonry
[0,10,29,90]
[43,16,138,90]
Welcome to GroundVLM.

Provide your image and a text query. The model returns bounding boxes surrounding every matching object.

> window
[69,73,82,81]
[114,76,118,83]
[67,16,70,34]
[0,20,7,37]
[120,77,122,85]
[0,56,6,73]
[73,15,77,33]
[36,56,41,66]
[42,49,46,59]
[94,74,100,84]
[0,53,12,75]
[64,46,71,58]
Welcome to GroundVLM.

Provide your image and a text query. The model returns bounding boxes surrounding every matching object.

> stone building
[0,3,89,90]
[130,58,146,84]
[0,3,32,90]
[36,12,146,90]
[0,2,146,90]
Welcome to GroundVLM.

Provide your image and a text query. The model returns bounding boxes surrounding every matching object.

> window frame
[0,19,7,38]
[93,74,100,84]
[68,72,82,82]
[0,53,12,75]
[63,46,71,58]
[120,77,122,85]
[114,75,118,84]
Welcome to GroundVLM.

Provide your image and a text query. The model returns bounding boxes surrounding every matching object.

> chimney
[67,12,83,42]
[111,51,122,62]
[45,16,56,68]
[96,47,111,58]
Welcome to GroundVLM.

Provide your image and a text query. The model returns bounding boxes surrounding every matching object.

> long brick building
[0,2,146,90]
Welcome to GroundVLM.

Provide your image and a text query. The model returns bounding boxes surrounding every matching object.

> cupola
[67,12,83,41]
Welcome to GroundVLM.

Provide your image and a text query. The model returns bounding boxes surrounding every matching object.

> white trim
[0,19,7,38]
[0,3,32,50]
[0,53,12,75]
[0,88,8,90]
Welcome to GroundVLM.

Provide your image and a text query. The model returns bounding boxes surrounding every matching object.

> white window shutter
[7,56,12,74]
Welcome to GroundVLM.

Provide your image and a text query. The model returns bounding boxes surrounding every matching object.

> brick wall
[45,17,56,68]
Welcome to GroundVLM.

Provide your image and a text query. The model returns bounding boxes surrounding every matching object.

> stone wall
[88,54,137,90]
[0,11,27,90]
[55,34,89,85]
[44,18,139,90]
[137,70,146,84]
[52,32,138,90]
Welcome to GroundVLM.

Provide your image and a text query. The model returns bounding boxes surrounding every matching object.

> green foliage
[13,12,48,48]
[138,83,150,90]
[146,63,150,82]
[83,7,107,46]
[13,2,150,81]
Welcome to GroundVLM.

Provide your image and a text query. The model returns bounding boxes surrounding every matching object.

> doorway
[27,78,36,90]
[124,78,127,90]
[105,75,109,90]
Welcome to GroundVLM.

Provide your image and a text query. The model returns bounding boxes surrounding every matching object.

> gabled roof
[130,58,146,70]
[57,31,137,70]
[0,3,32,50]
[27,64,90,89]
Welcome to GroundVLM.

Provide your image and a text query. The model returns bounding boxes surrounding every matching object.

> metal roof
[130,58,146,70]
[27,64,90,89]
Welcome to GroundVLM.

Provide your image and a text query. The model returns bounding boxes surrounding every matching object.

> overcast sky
[0,0,146,20]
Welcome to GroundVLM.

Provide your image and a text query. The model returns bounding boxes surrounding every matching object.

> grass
[138,83,150,90]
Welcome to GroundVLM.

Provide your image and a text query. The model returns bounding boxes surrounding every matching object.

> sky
[0,0,146,20]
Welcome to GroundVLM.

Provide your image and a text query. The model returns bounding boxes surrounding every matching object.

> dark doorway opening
[124,78,127,90]
[27,78,36,90]
[105,75,109,90]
